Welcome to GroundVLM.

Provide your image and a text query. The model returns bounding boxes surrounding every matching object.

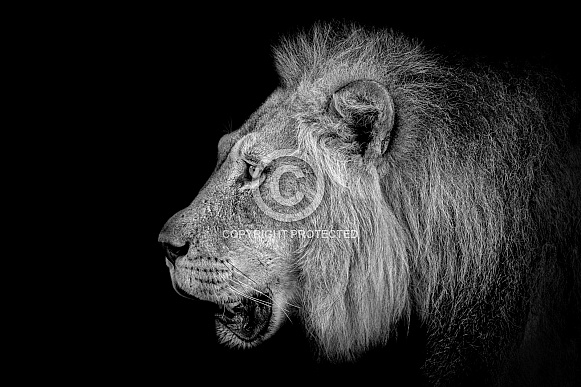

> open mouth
[214,291,272,342]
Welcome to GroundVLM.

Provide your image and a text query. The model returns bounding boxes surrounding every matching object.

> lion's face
[159,91,309,347]
[159,75,397,350]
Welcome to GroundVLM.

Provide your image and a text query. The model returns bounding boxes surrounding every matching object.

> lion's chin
[214,291,273,347]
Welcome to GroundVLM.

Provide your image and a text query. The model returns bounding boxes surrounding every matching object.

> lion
[158,24,580,385]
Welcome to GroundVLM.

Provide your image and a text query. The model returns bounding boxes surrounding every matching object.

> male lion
[158,24,580,385]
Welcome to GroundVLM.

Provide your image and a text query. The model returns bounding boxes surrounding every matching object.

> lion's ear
[330,79,395,162]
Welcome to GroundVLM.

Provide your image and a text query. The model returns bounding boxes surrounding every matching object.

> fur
[274,23,580,383]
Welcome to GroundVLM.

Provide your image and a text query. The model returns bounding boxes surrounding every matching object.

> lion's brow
[243,153,262,165]
[238,139,263,164]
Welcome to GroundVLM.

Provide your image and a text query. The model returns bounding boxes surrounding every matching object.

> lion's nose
[161,241,190,265]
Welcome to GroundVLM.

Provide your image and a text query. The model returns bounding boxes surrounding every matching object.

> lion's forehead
[224,87,327,159]
[243,97,300,152]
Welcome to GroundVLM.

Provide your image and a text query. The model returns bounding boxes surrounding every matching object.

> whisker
[229,277,294,323]
[227,286,273,309]
[224,261,301,310]
[223,261,261,286]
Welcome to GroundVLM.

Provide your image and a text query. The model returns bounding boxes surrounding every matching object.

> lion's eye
[249,164,257,177]
[246,162,261,180]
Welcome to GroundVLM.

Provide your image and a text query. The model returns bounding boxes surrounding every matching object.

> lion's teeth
[222,301,242,312]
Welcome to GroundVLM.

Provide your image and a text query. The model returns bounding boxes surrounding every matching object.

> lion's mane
[274,24,580,381]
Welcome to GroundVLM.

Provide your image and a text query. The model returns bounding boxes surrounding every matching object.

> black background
[62,5,579,384]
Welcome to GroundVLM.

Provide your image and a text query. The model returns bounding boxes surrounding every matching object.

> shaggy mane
[275,23,581,376]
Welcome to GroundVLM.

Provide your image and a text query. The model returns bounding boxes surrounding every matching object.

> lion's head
[158,24,580,383]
